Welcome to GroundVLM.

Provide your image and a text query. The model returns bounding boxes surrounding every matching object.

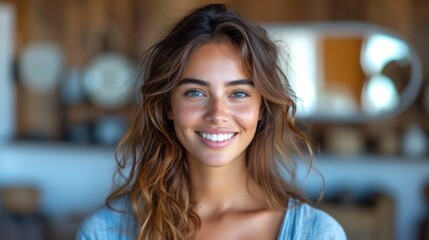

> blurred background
[0,0,429,239]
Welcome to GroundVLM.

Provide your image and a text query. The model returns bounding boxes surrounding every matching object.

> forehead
[190,41,240,60]
[180,42,251,82]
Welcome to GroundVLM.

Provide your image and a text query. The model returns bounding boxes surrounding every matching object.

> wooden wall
[3,0,424,65]
[1,0,428,140]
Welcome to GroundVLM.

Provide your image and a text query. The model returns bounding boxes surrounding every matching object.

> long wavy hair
[107,3,315,240]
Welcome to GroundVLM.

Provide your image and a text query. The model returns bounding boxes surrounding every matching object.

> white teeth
[218,134,224,141]
[200,133,234,142]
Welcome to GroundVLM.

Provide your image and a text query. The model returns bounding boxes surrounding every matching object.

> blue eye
[231,91,249,98]
[185,89,204,97]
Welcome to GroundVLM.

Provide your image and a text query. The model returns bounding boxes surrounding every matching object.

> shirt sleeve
[75,207,110,240]
[75,225,91,240]
[75,198,136,240]
[293,204,347,240]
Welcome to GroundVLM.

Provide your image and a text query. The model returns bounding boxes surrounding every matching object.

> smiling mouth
[197,132,236,142]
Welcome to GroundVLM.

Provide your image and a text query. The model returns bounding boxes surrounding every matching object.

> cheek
[233,104,261,127]
[172,104,201,126]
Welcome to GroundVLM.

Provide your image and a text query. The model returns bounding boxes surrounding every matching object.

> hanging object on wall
[19,41,64,92]
[81,19,135,110]
[17,41,64,139]
[0,4,15,142]
[264,22,422,123]
[82,52,134,109]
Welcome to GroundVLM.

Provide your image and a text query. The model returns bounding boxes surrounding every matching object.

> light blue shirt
[76,197,347,239]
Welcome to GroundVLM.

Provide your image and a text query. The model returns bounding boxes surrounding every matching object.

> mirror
[263,22,423,122]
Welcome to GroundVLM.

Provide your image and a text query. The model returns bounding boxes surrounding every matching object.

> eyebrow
[178,78,254,87]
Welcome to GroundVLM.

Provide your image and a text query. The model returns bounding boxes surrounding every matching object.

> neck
[188,158,264,217]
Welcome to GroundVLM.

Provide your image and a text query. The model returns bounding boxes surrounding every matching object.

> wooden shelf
[65,103,136,125]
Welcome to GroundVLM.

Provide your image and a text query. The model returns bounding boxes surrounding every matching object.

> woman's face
[169,42,262,168]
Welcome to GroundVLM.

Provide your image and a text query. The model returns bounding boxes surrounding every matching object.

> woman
[77,3,346,240]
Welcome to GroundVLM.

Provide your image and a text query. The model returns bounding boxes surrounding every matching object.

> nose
[203,97,229,124]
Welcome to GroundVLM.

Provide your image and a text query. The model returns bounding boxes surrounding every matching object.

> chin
[192,153,242,168]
